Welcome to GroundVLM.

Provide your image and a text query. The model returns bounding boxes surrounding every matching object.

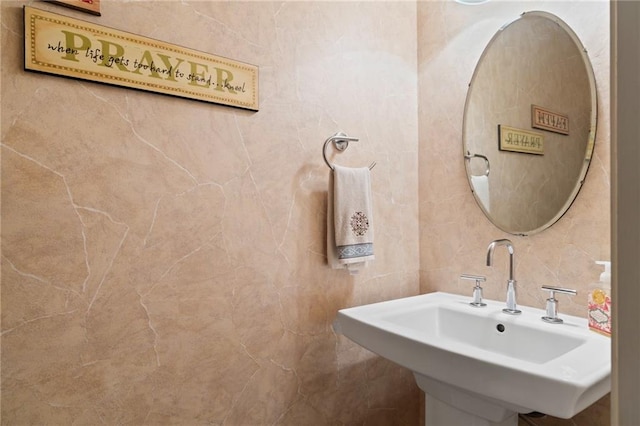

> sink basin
[334,292,610,424]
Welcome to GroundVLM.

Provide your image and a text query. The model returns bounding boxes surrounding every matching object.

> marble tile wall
[2,0,614,424]
[418,0,610,322]
[1,1,420,424]
[417,1,610,424]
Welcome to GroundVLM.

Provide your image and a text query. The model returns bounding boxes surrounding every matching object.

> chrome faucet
[486,239,521,315]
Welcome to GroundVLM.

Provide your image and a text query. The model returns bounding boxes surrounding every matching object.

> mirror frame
[462,11,598,236]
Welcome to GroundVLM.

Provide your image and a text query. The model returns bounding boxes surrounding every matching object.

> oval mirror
[463,11,597,236]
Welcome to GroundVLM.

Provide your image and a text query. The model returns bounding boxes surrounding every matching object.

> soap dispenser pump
[588,260,611,336]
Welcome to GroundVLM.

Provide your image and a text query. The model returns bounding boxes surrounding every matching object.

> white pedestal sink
[334,292,610,426]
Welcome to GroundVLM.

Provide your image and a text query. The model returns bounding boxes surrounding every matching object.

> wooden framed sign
[531,105,569,135]
[24,6,259,110]
[498,125,544,155]
[48,0,101,16]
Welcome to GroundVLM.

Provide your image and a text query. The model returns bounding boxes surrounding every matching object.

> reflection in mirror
[463,11,597,236]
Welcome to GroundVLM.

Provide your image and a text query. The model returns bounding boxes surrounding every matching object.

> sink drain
[496,324,506,333]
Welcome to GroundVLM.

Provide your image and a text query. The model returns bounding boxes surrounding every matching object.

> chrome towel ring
[322,132,376,171]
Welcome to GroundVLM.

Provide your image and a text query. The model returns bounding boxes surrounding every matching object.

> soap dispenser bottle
[588,260,611,336]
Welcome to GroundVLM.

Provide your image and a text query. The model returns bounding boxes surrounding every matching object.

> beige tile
[2,1,420,424]
[1,0,609,424]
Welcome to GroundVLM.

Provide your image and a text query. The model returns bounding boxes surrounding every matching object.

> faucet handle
[541,285,577,324]
[461,274,487,307]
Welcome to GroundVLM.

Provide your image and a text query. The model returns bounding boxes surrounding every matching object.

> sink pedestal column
[425,395,518,426]
[416,374,520,426]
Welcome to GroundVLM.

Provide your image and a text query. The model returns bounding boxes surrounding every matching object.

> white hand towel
[327,165,374,274]
[471,174,490,212]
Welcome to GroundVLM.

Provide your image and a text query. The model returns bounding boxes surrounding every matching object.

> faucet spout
[486,239,515,280]
[486,239,521,315]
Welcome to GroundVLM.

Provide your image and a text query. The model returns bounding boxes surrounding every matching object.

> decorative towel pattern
[327,165,374,273]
